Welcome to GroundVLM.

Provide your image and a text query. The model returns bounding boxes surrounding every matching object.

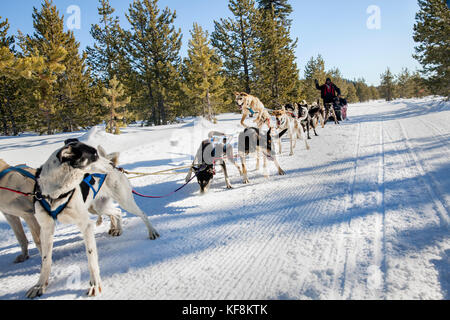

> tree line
[0,0,446,136]
[379,0,449,102]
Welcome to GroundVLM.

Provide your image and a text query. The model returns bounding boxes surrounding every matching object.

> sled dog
[185,131,242,193]
[272,105,309,155]
[26,140,159,298]
[238,127,286,184]
[234,92,272,130]
[0,145,124,264]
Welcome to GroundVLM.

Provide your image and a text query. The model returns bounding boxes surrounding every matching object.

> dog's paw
[26,285,45,299]
[243,178,250,184]
[14,254,29,264]
[278,169,286,176]
[226,185,233,189]
[289,152,294,156]
[87,282,102,297]
[149,229,160,240]
[108,228,123,237]
[96,216,103,226]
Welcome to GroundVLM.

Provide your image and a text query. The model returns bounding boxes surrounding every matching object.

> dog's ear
[234,92,240,97]
[282,105,286,112]
[64,138,79,146]
[57,145,75,163]
[107,152,120,166]
[97,145,107,158]
[97,145,120,166]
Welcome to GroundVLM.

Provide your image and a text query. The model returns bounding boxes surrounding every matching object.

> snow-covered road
[0,97,448,300]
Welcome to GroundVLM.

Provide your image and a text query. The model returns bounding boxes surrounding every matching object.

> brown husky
[234,92,272,130]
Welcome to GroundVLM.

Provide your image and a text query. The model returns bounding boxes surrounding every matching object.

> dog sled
[326,97,348,122]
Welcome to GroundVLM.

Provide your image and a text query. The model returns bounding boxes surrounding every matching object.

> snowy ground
[0,97,449,300]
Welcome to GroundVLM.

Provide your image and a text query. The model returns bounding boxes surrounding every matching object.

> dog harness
[0,165,36,181]
[34,189,76,220]
[30,169,106,220]
[247,107,257,116]
[0,163,107,220]
[35,173,107,220]
[80,173,107,201]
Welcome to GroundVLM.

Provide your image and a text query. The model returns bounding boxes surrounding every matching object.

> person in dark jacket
[315,78,341,105]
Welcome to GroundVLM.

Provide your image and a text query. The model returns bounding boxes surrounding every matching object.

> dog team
[0,89,344,299]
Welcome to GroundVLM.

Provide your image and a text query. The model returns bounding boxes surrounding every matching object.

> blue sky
[1,0,421,85]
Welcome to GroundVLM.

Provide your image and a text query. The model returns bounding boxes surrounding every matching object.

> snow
[0,97,449,300]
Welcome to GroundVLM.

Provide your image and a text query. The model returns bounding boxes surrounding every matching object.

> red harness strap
[0,186,34,197]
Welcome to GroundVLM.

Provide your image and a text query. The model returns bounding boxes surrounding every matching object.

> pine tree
[258,0,293,26]
[302,55,327,103]
[346,83,358,103]
[0,17,15,76]
[0,17,49,135]
[211,0,258,94]
[0,17,45,80]
[254,1,300,107]
[182,23,227,121]
[101,75,131,135]
[328,67,349,98]
[18,0,68,134]
[380,68,396,101]
[86,0,125,82]
[354,79,371,102]
[410,71,430,98]
[0,17,17,135]
[413,0,450,98]
[56,34,94,132]
[396,68,415,99]
[369,85,380,101]
[124,0,182,125]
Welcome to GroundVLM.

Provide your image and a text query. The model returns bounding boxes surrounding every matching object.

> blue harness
[247,107,257,116]
[35,173,107,220]
[0,165,36,181]
[36,190,76,220]
[0,165,106,220]
[81,173,107,200]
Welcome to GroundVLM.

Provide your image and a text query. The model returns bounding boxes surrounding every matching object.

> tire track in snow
[278,123,363,299]
[212,126,359,299]
[339,108,387,300]
[382,118,449,299]
[421,119,450,155]
[329,122,362,299]
[396,121,449,227]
